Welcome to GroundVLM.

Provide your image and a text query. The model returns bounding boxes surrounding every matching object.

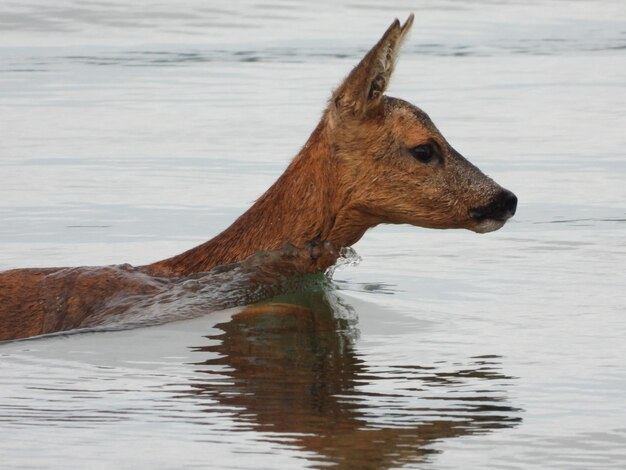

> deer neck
[145,119,372,277]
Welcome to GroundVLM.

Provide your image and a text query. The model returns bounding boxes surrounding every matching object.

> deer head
[326,14,517,243]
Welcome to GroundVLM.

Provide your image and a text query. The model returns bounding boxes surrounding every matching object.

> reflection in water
[186,291,522,469]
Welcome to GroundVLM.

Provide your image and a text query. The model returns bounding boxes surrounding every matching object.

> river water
[1,1,625,468]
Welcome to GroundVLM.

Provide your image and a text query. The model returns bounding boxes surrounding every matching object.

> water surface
[1,0,626,468]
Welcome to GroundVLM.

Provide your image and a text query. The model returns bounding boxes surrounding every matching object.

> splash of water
[325,246,362,279]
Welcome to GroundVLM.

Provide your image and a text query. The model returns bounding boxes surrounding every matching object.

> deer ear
[332,14,414,119]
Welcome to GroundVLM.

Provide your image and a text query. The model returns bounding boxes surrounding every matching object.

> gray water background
[1,1,625,468]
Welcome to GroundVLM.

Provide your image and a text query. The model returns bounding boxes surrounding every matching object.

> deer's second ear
[331,14,414,121]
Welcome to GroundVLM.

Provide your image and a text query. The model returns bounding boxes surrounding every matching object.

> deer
[0,14,517,342]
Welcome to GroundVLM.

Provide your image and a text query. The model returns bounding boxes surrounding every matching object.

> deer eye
[409,144,436,164]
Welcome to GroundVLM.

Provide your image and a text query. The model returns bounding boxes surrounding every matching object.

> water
[1,0,626,468]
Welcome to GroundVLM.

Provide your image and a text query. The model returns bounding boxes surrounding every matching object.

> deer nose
[502,189,517,216]
[469,189,518,222]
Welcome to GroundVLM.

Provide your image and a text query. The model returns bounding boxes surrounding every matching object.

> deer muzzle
[469,189,517,233]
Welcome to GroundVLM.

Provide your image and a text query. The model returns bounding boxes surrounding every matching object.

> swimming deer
[0,14,516,341]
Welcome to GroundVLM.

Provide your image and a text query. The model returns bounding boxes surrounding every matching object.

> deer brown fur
[0,15,517,341]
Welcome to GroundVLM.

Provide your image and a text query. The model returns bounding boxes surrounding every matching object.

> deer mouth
[468,189,517,233]
[470,218,508,234]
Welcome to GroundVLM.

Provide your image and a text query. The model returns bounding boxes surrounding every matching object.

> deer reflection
[187,291,521,469]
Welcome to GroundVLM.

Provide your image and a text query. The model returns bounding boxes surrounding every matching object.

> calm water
[1,0,626,468]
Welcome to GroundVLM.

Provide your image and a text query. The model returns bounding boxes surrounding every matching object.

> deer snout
[471,189,517,221]
[468,189,517,233]
[493,189,517,218]
[502,190,518,216]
